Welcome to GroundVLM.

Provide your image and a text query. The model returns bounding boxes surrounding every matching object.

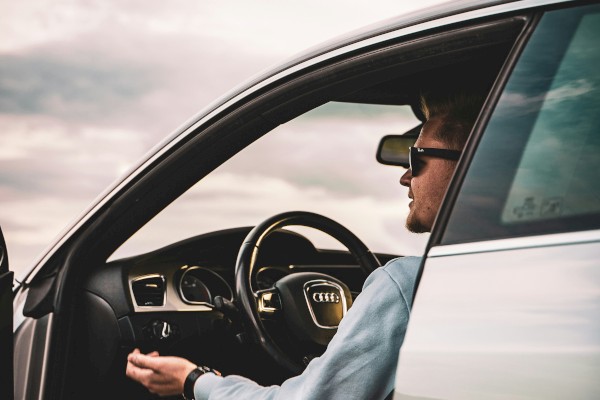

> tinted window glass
[443,4,600,244]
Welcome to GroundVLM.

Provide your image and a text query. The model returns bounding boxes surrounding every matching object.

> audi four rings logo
[312,292,340,303]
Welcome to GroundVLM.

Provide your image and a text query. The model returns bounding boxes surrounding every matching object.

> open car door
[0,228,14,400]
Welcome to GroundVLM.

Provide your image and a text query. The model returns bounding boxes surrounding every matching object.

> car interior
[17,13,532,399]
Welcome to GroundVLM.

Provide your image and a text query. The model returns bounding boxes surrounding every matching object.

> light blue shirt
[194,256,421,400]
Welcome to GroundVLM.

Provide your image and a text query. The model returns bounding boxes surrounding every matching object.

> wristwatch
[182,365,221,400]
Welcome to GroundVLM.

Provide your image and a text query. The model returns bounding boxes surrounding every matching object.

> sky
[0,0,448,279]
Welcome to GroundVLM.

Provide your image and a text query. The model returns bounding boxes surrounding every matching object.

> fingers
[127,349,159,362]
[128,353,162,371]
[127,349,172,372]
[126,358,153,383]
[125,351,197,396]
[126,356,173,394]
[126,360,183,396]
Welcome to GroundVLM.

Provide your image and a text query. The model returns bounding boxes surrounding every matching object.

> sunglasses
[409,147,462,176]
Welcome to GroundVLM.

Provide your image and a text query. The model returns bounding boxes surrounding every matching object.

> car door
[0,228,14,400]
[395,3,600,399]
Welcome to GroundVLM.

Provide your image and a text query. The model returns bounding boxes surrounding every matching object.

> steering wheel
[235,211,381,374]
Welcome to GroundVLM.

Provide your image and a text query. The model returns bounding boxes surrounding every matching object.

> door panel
[394,239,600,399]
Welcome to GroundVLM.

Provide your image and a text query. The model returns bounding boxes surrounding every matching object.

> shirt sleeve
[194,257,421,400]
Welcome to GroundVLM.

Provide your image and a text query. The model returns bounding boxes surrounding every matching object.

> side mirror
[376,124,421,167]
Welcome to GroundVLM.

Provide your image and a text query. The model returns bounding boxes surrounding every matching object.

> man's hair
[419,88,488,150]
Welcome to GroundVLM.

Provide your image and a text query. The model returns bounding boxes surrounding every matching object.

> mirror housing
[376,124,421,167]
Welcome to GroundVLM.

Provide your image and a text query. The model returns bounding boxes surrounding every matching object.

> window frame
[428,9,541,248]
[433,3,600,247]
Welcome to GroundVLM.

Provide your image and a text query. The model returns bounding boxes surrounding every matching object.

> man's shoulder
[382,256,422,278]
[378,256,422,309]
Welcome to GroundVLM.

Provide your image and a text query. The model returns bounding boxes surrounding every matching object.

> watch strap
[183,366,220,400]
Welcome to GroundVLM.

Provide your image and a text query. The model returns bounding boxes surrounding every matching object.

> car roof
[265,0,512,78]
[184,0,568,131]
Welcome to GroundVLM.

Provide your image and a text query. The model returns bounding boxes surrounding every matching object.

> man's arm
[196,257,421,400]
[127,257,421,400]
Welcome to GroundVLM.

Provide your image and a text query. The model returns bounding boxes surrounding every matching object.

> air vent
[132,276,165,307]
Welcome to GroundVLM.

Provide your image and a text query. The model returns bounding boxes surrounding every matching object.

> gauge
[178,266,233,305]
[256,267,290,290]
[180,274,211,304]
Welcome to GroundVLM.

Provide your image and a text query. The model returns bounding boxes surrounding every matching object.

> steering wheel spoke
[256,288,283,316]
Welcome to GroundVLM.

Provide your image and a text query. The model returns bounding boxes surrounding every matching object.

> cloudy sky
[1,0,447,279]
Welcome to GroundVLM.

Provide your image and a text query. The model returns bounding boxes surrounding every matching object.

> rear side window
[443,4,600,244]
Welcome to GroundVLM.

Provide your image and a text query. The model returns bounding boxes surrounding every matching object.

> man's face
[400,117,459,233]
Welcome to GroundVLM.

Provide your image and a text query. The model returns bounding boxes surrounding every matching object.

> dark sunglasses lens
[409,148,421,176]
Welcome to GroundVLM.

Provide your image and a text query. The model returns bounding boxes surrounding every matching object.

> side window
[443,4,600,244]
[111,102,425,261]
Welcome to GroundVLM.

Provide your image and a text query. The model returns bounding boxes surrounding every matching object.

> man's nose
[400,169,412,187]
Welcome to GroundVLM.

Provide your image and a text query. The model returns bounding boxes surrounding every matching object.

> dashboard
[110,228,385,315]
[78,227,397,393]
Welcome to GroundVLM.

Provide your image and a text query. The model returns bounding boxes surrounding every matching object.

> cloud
[0,0,110,53]
[216,103,418,198]
[1,101,425,278]
[0,4,281,142]
[0,0,446,55]
[0,53,154,118]
[497,79,594,117]
[112,171,428,262]
[111,102,428,262]
[0,0,449,133]
[1,194,95,281]
[0,32,269,137]
[546,79,594,103]
[1,0,446,278]
[0,115,145,198]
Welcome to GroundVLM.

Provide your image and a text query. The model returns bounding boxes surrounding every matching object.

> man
[126,88,484,399]
[403,90,482,233]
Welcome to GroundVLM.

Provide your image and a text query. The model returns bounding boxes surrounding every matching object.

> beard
[406,219,430,234]
[405,209,431,233]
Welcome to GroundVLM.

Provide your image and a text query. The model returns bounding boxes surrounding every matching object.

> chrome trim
[129,274,166,308]
[39,313,53,400]
[178,267,211,305]
[24,0,574,285]
[290,264,360,270]
[312,292,341,303]
[177,266,233,306]
[14,314,53,399]
[13,285,28,332]
[128,265,214,313]
[303,279,348,329]
[13,316,35,399]
[429,229,600,257]
[257,290,280,313]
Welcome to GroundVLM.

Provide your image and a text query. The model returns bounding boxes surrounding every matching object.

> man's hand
[126,348,197,396]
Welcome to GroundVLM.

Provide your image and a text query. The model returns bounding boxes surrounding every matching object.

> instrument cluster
[178,266,233,305]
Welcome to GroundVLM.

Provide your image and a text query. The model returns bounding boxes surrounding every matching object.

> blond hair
[420,89,487,150]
